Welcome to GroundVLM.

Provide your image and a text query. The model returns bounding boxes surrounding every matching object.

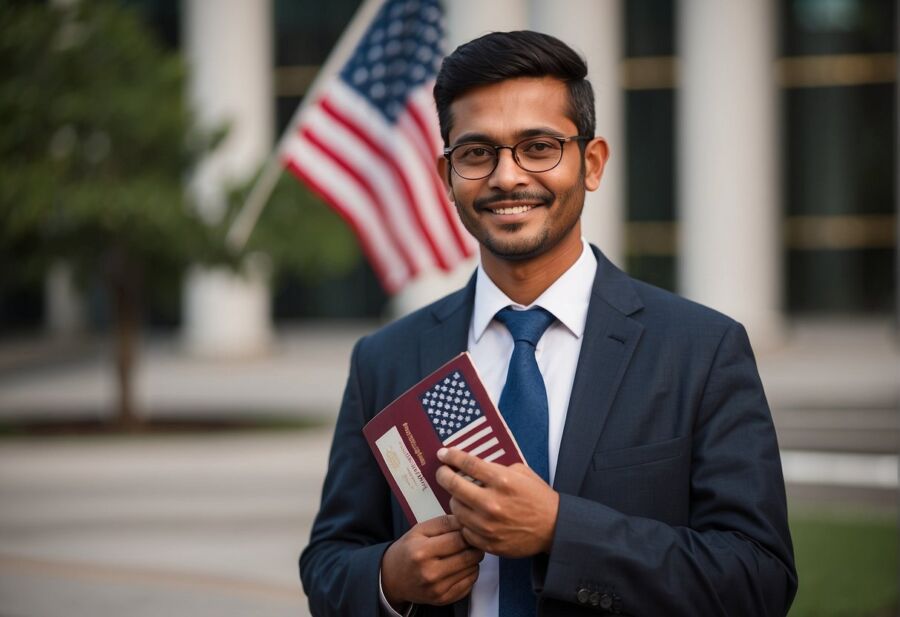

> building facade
[10,0,896,349]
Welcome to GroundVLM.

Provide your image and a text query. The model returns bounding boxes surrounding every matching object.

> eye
[456,144,493,160]
[519,138,560,157]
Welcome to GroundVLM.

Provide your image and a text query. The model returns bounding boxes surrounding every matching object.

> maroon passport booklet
[363,352,524,525]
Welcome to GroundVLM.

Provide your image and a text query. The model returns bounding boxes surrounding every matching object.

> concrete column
[391,0,528,316]
[678,0,782,348]
[529,0,624,268]
[182,0,274,356]
[44,261,86,337]
[444,0,529,49]
[183,256,272,357]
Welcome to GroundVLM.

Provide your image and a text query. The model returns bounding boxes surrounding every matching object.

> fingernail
[437,448,448,460]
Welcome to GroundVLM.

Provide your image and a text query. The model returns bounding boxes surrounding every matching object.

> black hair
[433,30,595,146]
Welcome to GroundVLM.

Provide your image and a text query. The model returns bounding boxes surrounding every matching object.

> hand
[381,514,484,609]
[435,447,560,558]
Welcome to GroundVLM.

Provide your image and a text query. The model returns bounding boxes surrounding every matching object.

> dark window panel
[624,0,675,57]
[274,0,362,67]
[781,0,895,56]
[623,0,676,293]
[625,89,676,222]
[625,256,677,293]
[786,248,895,313]
[784,83,894,217]
[120,0,180,49]
[276,96,303,135]
[273,261,388,319]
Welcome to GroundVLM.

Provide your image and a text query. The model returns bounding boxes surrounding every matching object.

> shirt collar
[472,239,598,342]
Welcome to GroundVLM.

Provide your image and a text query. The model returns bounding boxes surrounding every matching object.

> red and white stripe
[282,79,476,293]
[443,415,506,463]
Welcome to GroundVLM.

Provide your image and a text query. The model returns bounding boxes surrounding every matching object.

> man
[300,31,797,616]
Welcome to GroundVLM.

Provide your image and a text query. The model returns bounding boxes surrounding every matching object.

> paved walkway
[0,319,896,616]
[0,430,326,617]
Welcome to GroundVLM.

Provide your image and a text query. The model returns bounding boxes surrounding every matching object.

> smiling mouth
[488,204,539,215]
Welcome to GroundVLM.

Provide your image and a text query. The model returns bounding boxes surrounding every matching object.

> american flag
[420,370,506,463]
[282,0,476,293]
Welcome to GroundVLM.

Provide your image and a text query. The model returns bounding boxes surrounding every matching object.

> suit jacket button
[576,588,590,604]
[588,591,600,606]
[599,593,613,610]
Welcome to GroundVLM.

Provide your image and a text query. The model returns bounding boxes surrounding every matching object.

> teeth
[491,205,534,215]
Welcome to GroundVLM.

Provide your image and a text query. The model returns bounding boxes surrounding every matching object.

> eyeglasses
[443,135,591,180]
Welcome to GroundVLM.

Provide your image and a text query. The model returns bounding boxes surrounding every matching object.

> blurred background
[0,0,896,616]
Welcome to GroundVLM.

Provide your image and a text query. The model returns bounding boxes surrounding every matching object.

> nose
[487,147,529,191]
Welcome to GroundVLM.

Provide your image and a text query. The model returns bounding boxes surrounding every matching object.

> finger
[438,448,502,485]
[426,529,471,558]
[445,563,480,588]
[448,496,491,536]
[460,525,493,552]
[439,546,485,574]
[436,464,486,506]
[417,513,461,537]
[434,565,480,606]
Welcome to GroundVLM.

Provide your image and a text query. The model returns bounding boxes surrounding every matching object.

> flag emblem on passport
[420,371,505,462]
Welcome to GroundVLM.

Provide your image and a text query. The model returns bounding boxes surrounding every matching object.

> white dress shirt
[381,239,597,617]
[466,239,596,617]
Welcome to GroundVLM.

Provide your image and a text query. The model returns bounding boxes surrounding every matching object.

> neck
[481,229,583,306]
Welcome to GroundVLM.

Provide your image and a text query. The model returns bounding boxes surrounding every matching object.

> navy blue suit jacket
[300,247,797,616]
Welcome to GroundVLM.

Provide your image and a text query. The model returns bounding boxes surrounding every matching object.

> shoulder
[589,245,737,338]
[630,278,736,331]
[622,277,759,380]
[595,261,747,361]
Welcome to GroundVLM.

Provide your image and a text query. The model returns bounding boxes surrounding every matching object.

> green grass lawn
[789,510,898,617]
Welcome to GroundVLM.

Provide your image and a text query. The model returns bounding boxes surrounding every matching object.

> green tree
[0,0,220,426]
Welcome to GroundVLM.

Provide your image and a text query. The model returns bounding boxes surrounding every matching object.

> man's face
[438,77,608,263]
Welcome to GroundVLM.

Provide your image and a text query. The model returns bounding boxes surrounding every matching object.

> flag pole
[226,0,386,251]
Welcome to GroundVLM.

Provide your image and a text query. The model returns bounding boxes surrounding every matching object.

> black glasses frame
[443,135,592,180]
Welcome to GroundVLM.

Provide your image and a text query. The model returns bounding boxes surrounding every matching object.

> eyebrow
[451,126,568,146]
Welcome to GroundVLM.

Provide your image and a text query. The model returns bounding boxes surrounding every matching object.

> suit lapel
[419,275,476,378]
[553,248,644,495]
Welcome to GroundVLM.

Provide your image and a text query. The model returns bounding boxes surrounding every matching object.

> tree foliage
[0,0,361,296]
[0,0,216,290]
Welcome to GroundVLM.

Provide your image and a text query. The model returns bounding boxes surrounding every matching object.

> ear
[436,155,455,201]
[583,137,609,192]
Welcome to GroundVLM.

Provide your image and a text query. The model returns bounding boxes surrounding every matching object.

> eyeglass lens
[450,137,564,179]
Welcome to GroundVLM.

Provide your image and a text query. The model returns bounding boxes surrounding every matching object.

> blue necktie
[495,307,555,617]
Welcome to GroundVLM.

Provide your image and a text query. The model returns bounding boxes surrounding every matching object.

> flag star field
[341,0,443,122]
[420,370,505,462]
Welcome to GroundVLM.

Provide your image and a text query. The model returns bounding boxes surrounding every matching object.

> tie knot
[495,307,555,346]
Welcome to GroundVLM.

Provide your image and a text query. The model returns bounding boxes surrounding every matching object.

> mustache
[474,190,554,210]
